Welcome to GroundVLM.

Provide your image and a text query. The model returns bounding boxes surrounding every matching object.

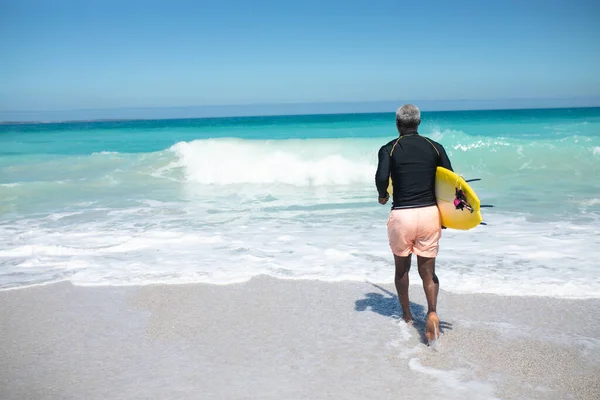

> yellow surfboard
[387,167,482,230]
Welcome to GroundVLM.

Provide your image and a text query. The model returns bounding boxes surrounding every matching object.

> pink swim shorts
[386,205,442,258]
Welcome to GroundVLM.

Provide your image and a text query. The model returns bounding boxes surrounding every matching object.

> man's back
[375,134,453,209]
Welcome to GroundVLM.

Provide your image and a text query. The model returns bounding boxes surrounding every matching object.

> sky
[1,0,600,121]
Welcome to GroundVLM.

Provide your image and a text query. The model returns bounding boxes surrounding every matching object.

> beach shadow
[355,282,453,345]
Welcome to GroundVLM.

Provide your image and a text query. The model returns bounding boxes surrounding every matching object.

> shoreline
[1,275,599,399]
[2,275,599,301]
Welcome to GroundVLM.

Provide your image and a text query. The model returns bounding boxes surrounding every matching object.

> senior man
[375,104,453,343]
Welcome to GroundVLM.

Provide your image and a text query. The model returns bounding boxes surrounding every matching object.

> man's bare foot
[425,312,440,343]
[403,314,413,325]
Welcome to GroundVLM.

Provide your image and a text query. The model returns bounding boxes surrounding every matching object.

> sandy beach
[3,0,600,399]
[1,275,598,400]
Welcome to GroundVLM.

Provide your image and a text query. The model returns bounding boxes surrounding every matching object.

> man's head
[395,104,421,134]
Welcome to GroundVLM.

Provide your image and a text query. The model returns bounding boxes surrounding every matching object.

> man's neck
[400,130,418,136]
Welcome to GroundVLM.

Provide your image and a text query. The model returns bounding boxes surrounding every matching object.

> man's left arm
[375,146,391,202]
[437,144,453,172]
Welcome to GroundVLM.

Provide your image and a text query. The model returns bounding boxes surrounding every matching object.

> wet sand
[1,275,599,399]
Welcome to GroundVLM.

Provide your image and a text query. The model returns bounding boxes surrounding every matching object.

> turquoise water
[1,108,599,296]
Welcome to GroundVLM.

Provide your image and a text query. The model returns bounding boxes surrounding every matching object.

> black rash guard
[375,133,453,209]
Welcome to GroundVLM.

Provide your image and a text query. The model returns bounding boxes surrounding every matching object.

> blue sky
[1,0,599,120]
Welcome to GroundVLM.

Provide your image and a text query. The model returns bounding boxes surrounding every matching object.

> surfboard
[387,167,483,230]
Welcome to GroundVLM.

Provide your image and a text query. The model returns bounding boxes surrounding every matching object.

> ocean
[1,107,599,298]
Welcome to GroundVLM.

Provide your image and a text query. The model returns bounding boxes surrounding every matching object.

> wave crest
[168,139,376,186]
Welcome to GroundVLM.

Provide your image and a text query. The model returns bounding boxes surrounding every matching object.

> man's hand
[378,194,389,205]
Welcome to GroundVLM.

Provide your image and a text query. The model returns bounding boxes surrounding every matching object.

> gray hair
[396,104,421,128]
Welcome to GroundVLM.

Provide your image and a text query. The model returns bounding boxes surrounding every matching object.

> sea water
[1,108,599,298]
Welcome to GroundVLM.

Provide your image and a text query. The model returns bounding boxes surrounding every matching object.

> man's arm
[437,144,453,172]
[436,144,452,229]
[375,146,391,199]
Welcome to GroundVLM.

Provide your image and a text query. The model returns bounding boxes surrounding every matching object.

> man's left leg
[417,255,439,316]
[387,208,417,324]
[418,254,440,343]
[394,253,412,323]
[414,205,443,343]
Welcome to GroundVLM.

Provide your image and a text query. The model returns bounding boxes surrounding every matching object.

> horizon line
[2,105,600,126]
[5,96,600,114]
[2,97,600,124]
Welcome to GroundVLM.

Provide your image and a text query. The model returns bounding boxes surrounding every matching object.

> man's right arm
[375,145,391,199]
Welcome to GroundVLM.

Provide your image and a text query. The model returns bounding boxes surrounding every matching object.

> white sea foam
[408,358,500,400]
[167,139,376,186]
[0,245,92,258]
[452,140,510,152]
[577,198,600,206]
[1,189,599,298]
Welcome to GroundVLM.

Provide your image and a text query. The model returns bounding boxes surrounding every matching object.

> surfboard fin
[465,178,481,183]
[479,222,488,226]
[480,204,495,208]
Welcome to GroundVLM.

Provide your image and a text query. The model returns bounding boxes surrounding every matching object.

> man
[375,104,453,343]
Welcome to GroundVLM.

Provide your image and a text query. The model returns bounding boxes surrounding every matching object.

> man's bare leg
[417,255,440,342]
[393,253,412,324]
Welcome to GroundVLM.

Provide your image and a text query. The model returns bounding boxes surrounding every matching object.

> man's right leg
[394,253,412,323]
